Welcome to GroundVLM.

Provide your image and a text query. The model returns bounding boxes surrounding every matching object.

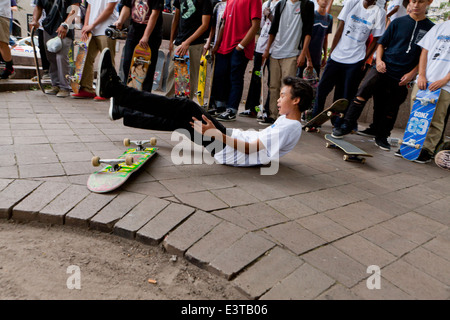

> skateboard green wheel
[123,138,131,147]
[150,137,157,146]
[92,156,101,167]
[125,156,134,166]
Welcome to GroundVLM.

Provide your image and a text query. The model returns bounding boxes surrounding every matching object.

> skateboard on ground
[87,138,157,193]
[434,150,450,171]
[304,98,349,133]
[127,44,152,91]
[152,50,165,91]
[324,134,372,163]
[30,27,44,93]
[196,50,209,106]
[174,53,190,98]
[66,33,92,94]
[399,86,441,161]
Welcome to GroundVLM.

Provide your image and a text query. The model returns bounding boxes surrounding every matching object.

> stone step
[0,79,51,92]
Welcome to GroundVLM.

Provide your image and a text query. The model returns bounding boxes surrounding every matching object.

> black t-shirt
[122,0,164,38]
[37,0,81,39]
[378,15,434,81]
[173,0,212,46]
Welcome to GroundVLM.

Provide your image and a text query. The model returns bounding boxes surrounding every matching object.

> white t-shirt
[87,0,119,36]
[255,0,280,54]
[331,0,386,64]
[417,21,450,93]
[214,115,302,166]
[270,0,303,59]
[0,0,11,19]
[387,0,407,21]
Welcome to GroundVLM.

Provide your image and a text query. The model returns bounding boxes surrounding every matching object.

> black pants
[123,23,162,92]
[244,51,271,114]
[38,29,50,71]
[115,84,228,153]
[344,68,408,138]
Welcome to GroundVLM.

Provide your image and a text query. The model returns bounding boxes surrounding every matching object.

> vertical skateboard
[196,51,209,106]
[152,50,165,91]
[161,51,171,92]
[66,33,92,94]
[399,86,441,161]
[255,63,265,118]
[30,27,44,93]
[87,138,157,193]
[304,99,349,132]
[127,44,152,91]
[324,134,372,163]
[204,56,215,110]
[174,53,190,98]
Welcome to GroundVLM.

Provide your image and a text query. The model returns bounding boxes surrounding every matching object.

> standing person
[211,0,262,122]
[331,0,435,152]
[401,20,450,163]
[262,0,315,125]
[239,0,280,119]
[31,0,50,80]
[386,0,408,26]
[310,0,386,122]
[0,0,14,79]
[9,0,18,46]
[71,0,119,100]
[113,0,163,93]
[164,0,213,100]
[30,0,81,97]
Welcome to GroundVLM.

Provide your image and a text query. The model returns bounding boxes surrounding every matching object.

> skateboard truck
[123,138,157,151]
[91,156,134,172]
[399,139,420,149]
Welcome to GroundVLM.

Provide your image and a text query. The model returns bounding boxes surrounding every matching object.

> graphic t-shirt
[331,0,386,64]
[86,0,119,36]
[217,0,262,60]
[37,0,82,39]
[173,0,213,46]
[378,15,434,81]
[214,115,302,166]
[417,21,450,93]
[309,10,333,68]
[122,0,164,38]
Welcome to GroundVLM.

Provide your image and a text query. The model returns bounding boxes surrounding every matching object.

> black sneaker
[208,108,225,117]
[331,124,353,139]
[394,149,402,157]
[259,117,275,126]
[414,150,432,164]
[375,137,391,151]
[0,67,15,79]
[96,48,120,98]
[239,109,257,118]
[357,127,376,138]
[109,97,124,121]
[216,109,236,122]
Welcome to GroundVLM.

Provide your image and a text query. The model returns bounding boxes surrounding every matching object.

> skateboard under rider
[87,138,157,193]
[324,134,372,164]
[399,85,441,161]
[304,98,349,133]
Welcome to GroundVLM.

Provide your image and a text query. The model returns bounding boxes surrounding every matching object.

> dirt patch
[0,219,247,300]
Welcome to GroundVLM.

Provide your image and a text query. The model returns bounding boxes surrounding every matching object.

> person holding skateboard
[96,48,313,167]
[402,20,450,163]
[331,0,435,152]
[30,0,81,97]
[71,0,119,100]
[113,0,164,93]
[0,0,15,79]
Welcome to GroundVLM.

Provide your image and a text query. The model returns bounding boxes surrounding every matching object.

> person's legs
[43,31,59,89]
[122,25,140,85]
[212,52,231,112]
[243,51,263,115]
[268,56,282,119]
[142,37,162,92]
[54,36,73,93]
[0,16,14,79]
[38,29,50,72]
[78,35,100,95]
[223,48,249,115]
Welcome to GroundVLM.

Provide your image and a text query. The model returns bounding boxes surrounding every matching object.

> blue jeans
[213,48,249,113]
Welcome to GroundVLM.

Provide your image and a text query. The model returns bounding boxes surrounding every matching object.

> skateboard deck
[304,98,349,133]
[152,50,165,91]
[30,27,44,93]
[67,33,92,94]
[204,56,215,110]
[174,53,190,98]
[197,51,209,106]
[127,44,152,91]
[399,86,441,161]
[255,63,265,118]
[87,138,157,193]
[325,134,372,163]
[434,150,450,171]
[161,51,171,92]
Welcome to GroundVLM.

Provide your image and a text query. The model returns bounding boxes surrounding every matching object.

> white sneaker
[45,86,60,95]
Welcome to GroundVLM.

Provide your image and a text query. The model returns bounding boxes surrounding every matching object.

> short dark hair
[282,76,313,112]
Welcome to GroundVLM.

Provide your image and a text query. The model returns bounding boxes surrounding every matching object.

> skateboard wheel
[125,156,134,166]
[415,144,420,149]
[92,156,101,167]
[361,158,366,164]
[327,111,332,117]
[123,138,131,147]
[339,113,345,119]
[305,127,310,132]
[343,155,349,161]
[326,143,331,148]
[317,128,321,133]
[150,137,157,146]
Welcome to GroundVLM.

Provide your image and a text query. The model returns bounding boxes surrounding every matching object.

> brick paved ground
[0,90,449,299]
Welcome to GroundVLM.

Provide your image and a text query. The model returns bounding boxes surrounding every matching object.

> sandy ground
[0,219,246,300]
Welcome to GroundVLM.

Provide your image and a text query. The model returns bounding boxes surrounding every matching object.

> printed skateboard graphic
[127,44,152,91]
[67,33,92,94]
[174,53,190,98]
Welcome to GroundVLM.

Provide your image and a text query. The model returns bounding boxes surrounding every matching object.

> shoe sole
[217,118,236,122]
[96,48,109,98]
[109,97,115,120]
[331,133,344,139]
[434,151,450,170]
[356,132,376,138]
[375,141,390,151]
